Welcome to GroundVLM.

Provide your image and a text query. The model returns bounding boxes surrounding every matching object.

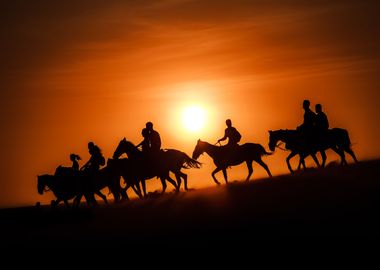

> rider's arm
[136,141,143,148]
[80,159,90,170]
[218,131,228,142]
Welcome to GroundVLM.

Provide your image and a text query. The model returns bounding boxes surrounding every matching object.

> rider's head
[226,119,232,127]
[303,100,311,110]
[146,121,153,131]
[142,128,149,137]
[88,141,95,150]
[315,104,322,113]
[70,153,80,161]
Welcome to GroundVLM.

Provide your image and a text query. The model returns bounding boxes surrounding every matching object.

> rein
[276,142,289,151]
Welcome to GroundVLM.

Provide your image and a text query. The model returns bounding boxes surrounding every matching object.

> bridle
[275,142,289,151]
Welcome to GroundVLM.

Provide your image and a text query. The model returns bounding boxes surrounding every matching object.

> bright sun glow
[182,106,206,132]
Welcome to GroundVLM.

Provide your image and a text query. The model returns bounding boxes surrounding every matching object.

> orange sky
[1,0,380,208]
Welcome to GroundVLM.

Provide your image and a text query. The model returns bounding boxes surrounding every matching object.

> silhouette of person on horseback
[70,154,81,171]
[297,100,317,134]
[315,104,329,132]
[81,142,105,173]
[145,121,161,154]
[139,122,162,172]
[137,128,150,154]
[217,119,241,147]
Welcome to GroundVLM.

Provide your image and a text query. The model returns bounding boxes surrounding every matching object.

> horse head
[269,129,293,151]
[113,138,139,159]
[37,174,53,195]
[192,139,205,160]
[268,130,282,152]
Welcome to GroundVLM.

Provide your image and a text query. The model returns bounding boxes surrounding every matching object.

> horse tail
[334,128,352,149]
[182,154,202,169]
[258,144,273,156]
[341,128,352,148]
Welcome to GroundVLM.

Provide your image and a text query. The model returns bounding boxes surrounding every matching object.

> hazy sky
[1,0,379,207]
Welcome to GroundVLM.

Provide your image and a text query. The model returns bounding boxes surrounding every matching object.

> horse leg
[286,152,297,174]
[300,153,310,170]
[174,172,182,191]
[297,157,303,170]
[345,147,358,164]
[85,193,98,207]
[256,158,272,178]
[64,200,70,208]
[320,150,327,168]
[311,153,321,168]
[331,146,347,165]
[128,176,143,198]
[179,171,188,191]
[129,184,138,198]
[165,174,178,192]
[51,199,60,208]
[73,195,82,208]
[141,179,147,197]
[222,168,228,184]
[245,161,253,182]
[160,177,167,193]
[95,191,108,205]
[211,168,222,185]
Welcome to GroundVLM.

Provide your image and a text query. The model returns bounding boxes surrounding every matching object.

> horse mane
[124,140,136,148]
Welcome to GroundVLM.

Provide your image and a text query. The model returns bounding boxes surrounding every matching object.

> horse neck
[122,143,141,158]
[203,142,220,159]
[45,175,56,191]
[278,130,295,144]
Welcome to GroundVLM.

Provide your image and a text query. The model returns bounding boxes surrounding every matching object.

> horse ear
[198,139,200,142]
[123,137,126,141]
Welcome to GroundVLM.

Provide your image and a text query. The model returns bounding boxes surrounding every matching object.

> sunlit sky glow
[182,105,206,132]
[0,0,380,207]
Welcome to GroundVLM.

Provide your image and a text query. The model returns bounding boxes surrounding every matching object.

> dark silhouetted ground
[1,160,380,247]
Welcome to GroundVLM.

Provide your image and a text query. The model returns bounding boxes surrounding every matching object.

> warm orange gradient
[1,0,380,208]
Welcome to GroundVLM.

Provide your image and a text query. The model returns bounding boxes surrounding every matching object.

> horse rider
[217,119,242,148]
[145,121,162,154]
[81,142,105,173]
[136,128,150,154]
[70,153,81,171]
[315,104,329,132]
[297,99,317,134]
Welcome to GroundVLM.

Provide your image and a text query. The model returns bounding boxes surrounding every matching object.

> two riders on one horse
[269,99,357,173]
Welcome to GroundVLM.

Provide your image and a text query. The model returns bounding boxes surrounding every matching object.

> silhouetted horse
[268,129,358,173]
[37,174,80,207]
[113,138,201,196]
[107,158,143,199]
[192,140,272,185]
[37,165,121,207]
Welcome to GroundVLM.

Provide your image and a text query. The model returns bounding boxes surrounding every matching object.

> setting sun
[182,106,206,132]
